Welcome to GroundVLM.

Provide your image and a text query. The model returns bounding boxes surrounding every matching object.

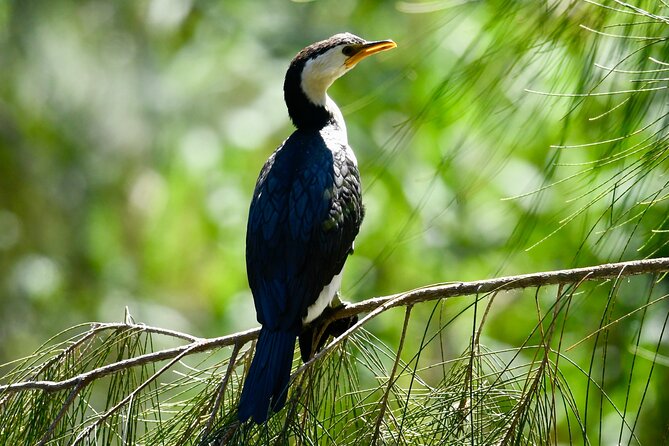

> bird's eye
[342,46,356,57]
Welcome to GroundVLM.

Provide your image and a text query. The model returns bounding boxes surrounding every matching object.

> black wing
[246,130,363,332]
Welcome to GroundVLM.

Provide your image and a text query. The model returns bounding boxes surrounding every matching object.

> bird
[237,32,396,424]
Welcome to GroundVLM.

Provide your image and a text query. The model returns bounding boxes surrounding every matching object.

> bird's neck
[324,96,347,135]
[284,65,346,133]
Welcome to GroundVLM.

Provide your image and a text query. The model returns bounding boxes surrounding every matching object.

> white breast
[303,271,343,324]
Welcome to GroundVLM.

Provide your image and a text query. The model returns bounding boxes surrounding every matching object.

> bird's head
[284,33,396,128]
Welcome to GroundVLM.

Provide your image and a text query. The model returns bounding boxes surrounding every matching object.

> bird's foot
[298,297,358,363]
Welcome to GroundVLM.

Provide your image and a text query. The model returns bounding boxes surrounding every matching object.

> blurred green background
[2,3,668,437]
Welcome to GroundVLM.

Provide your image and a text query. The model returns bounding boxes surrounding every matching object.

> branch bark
[1,257,668,395]
[333,256,669,319]
[0,327,259,393]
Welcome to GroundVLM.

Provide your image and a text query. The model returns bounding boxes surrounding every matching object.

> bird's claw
[298,300,358,362]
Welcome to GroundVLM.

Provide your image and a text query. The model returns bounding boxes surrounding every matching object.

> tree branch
[1,257,668,395]
[333,256,669,320]
[0,327,259,393]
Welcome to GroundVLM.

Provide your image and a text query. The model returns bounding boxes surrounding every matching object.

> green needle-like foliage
[2,267,668,445]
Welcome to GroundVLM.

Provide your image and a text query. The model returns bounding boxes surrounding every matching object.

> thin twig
[549,284,567,443]
[566,293,669,351]
[98,322,206,342]
[200,342,242,442]
[36,381,85,446]
[372,305,412,445]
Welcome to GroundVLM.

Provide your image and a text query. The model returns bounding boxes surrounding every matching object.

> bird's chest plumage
[246,127,363,331]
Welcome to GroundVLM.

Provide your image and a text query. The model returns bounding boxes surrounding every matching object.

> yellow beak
[344,40,397,68]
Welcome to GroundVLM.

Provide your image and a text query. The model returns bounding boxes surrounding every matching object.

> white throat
[301,50,349,103]
[300,71,330,107]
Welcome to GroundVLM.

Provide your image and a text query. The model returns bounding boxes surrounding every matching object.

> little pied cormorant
[238,33,396,424]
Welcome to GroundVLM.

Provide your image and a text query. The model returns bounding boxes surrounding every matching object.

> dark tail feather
[238,328,296,423]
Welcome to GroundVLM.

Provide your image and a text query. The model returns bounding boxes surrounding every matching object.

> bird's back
[246,126,363,332]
